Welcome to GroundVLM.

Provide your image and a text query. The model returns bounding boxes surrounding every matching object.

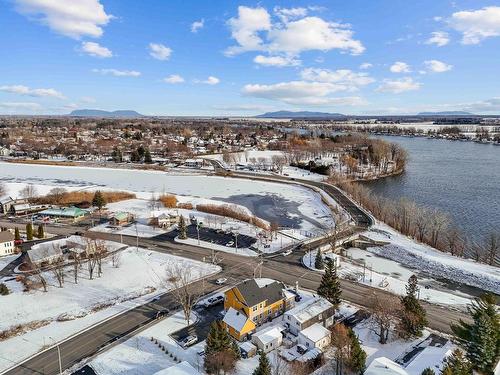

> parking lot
[155,224,257,249]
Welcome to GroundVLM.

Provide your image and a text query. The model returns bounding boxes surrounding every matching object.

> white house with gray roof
[283,296,335,335]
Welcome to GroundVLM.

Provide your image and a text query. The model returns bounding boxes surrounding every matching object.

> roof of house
[365,357,408,375]
[40,206,87,218]
[234,278,284,307]
[0,231,14,243]
[284,297,334,324]
[299,323,331,343]
[223,307,251,332]
[252,326,284,346]
[29,238,65,262]
[0,196,13,204]
[153,361,201,375]
[110,211,129,221]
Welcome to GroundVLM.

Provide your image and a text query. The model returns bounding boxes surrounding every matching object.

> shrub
[159,194,178,208]
[196,203,269,230]
[0,283,9,295]
[36,191,135,207]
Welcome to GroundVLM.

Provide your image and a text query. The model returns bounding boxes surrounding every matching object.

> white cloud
[0,84,65,99]
[0,102,42,111]
[81,41,112,58]
[390,61,411,73]
[268,17,364,55]
[191,19,204,33]
[163,74,185,84]
[242,80,365,106]
[274,6,308,22]
[92,68,141,77]
[300,68,375,89]
[14,0,112,39]
[226,6,272,55]
[195,76,220,85]
[425,31,450,46]
[460,97,500,112]
[226,6,364,57]
[424,60,453,73]
[376,77,421,93]
[359,63,373,69]
[148,43,172,60]
[253,55,300,67]
[449,6,500,44]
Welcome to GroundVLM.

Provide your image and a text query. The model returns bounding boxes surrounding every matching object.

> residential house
[223,279,288,341]
[153,361,201,375]
[151,212,179,228]
[283,296,335,335]
[0,196,15,214]
[298,323,331,351]
[109,211,133,226]
[0,231,15,257]
[251,326,285,353]
[223,307,256,342]
[184,158,205,168]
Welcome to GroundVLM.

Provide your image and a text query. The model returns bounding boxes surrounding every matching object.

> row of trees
[337,181,499,266]
[23,223,44,241]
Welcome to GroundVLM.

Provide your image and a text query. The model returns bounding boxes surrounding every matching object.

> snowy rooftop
[284,296,333,324]
[153,361,201,375]
[223,307,250,332]
[252,325,284,345]
[299,323,330,343]
[365,357,408,375]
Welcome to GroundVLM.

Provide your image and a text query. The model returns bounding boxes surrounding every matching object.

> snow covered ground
[362,222,500,294]
[302,249,472,307]
[0,162,334,234]
[0,245,220,373]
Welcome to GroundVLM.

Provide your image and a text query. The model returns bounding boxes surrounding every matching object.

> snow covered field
[0,245,220,373]
[0,162,334,234]
[362,223,500,294]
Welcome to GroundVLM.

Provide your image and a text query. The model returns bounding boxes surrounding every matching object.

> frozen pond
[0,162,333,232]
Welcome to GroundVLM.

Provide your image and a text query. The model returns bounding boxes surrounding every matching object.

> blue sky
[1,0,500,116]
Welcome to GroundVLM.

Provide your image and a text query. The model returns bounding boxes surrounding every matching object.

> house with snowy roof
[283,296,335,335]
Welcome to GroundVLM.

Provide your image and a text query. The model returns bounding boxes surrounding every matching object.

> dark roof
[236,279,284,307]
[0,231,15,242]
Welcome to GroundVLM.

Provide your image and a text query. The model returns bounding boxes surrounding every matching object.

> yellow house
[223,279,288,341]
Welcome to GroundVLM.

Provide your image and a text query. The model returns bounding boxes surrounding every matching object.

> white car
[204,295,224,307]
[282,250,292,256]
[180,335,198,348]
[215,278,227,285]
[225,241,234,247]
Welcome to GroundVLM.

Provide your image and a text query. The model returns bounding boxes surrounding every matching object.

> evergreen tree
[0,283,9,295]
[348,329,366,374]
[421,368,435,375]
[130,150,140,162]
[452,293,499,374]
[92,190,106,211]
[400,275,427,337]
[14,227,20,241]
[144,149,152,164]
[317,257,341,309]
[178,215,187,239]
[440,349,472,375]
[205,321,239,374]
[253,350,271,375]
[315,250,324,270]
[26,223,33,241]
[137,145,146,159]
[37,224,44,239]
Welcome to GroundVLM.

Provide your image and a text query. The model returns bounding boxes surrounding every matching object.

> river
[365,136,500,242]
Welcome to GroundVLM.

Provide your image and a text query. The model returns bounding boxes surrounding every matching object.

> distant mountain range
[417,111,475,116]
[256,110,345,118]
[69,109,144,118]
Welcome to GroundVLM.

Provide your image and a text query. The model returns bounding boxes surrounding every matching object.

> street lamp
[196,221,203,245]
[48,336,62,375]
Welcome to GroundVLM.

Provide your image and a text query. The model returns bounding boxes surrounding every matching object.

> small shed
[298,323,331,351]
[239,341,257,358]
[251,326,285,353]
[109,211,133,226]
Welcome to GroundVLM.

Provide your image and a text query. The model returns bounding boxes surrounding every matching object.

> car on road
[225,241,234,247]
[179,335,198,348]
[215,278,227,285]
[14,239,23,245]
[282,250,292,256]
[203,295,224,307]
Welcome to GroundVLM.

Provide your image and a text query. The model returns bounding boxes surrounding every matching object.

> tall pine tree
[440,349,472,375]
[37,224,44,239]
[348,329,366,374]
[317,257,341,309]
[92,190,106,211]
[400,275,427,337]
[205,321,240,374]
[452,293,499,374]
[315,250,324,270]
[14,227,20,241]
[253,350,271,375]
[26,223,33,241]
[178,215,187,239]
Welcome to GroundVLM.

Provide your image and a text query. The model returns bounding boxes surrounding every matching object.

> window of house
[252,306,257,312]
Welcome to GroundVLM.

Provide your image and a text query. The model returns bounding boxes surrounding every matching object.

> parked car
[180,335,198,348]
[225,241,234,247]
[204,295,224,307]
[297,344,308,355]
[14,239,23,245]
[282,250,292,256]
[215,278,227,285]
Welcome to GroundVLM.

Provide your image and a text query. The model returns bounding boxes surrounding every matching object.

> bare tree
[20,184,38,203]
[414,206,430,242]
[111,251,122,268]
[48,187,67,205]
[272,353,290,375]
[445,227,465,257]
[367,293,400,344]
[428,210,449,248]
[30,261,48,292]
[71,251,80,284]
[0,182,6,197]
[483,231,499,266]
[165,262,205,325]
[331,323,350,375]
